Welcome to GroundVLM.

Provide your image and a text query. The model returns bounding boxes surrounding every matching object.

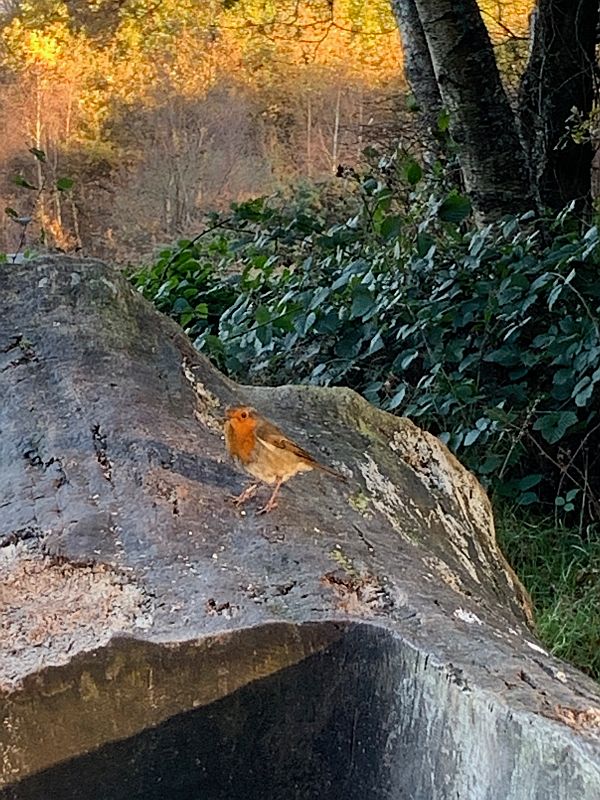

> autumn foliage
[0,0,405,259]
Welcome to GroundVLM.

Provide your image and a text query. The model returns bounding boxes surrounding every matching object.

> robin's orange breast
[224,418,257,464]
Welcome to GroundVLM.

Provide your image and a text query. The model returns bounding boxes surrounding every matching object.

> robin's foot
[230,483,260,506]
[257,497,278,514]
[256,479,283,514]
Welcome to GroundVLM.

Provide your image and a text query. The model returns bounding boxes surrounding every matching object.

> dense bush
[131,161,600,524]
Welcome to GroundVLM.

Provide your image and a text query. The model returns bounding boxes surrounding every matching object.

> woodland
[1,0,600,681]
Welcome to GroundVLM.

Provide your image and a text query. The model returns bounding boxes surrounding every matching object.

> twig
[498,399,539,481]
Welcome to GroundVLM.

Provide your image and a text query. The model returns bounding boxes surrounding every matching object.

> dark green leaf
[518,474,543,490]
[438,192,471,224]
[403,159,422,186]
[56,177,74,192]
[28,147,46,162]
[255,305,271,325]
[380,215,402,240]
[13,175,37,190]
[350,287,375,319]
[517,491,539,506]
[532,411,578,444]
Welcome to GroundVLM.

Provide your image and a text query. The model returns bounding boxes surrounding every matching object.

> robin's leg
[257,477,283,514]
[231,482,260,506]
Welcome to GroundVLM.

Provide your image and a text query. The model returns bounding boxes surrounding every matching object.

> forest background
[1,0,599,681]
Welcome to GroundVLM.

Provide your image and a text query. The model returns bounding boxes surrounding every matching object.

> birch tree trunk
[389,0,442,154]
[411,0,535,218]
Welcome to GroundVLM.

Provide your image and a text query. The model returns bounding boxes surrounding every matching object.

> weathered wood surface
[0,256,599,799]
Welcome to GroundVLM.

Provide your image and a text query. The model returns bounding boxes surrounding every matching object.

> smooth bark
[390,0,442,153]
[411,0,535,218]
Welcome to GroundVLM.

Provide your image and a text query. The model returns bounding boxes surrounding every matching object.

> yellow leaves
[24,29,63,66]
[218,0,402,85]
[0,0,533,161]
[478,0,533,41]
[2,19,69,70]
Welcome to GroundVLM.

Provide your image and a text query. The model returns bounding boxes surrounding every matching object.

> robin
[224,405,345,513]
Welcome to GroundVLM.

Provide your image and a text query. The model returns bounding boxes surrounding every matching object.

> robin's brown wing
[255,417,315,460]
[255,417,346,479]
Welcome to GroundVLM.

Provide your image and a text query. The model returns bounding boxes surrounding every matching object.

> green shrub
[130,162,600,520]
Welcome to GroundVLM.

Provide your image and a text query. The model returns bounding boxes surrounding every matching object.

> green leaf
[367,331,384,355]
[517,491,539,506]
[309,286,331,310]
[28,147,46,162]
[387,384,406,410]
[380,215,402,240]
[547,283,562,310]
[403,159,422,186]
[350,287,375,319]
[302,311,316,334]
[4,207,18,219]
[416,233,435,258]
[56,177,74,192]
[399,349,418,370]
[255,305,271,325]
[553,369,573,386]
[479,454,503,474]
[334,327,363,359]
[438,191,471,224]
[463,429,481,446]
[532,411,578,444]
[437,109,450,133]
[172,297,192,314]
[518,474,543,490]
[13,175,37,190]
[572,376,594,407]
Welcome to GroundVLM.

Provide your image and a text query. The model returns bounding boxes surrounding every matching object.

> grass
[497,507,600,682]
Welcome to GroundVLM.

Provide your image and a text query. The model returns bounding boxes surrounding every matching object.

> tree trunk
[410,0,535,219]
[1,256,600,798]
[519,0,599,211]
[390,0,442,154]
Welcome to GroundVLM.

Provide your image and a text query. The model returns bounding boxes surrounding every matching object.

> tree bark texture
[519,0,599,211]
[390,0,442,154]
[1,257,600,798]
[410,0,535,219]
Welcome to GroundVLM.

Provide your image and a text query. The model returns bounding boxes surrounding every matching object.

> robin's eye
[240,411,247,419]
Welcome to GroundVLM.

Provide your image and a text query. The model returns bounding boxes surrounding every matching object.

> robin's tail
[315,461,348,482]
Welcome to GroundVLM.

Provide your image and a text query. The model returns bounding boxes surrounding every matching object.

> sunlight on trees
[0,0,532,258]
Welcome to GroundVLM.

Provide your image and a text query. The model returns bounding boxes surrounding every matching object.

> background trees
[0,0,403,259]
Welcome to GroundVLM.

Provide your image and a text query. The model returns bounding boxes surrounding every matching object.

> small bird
[224,405,345,514]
